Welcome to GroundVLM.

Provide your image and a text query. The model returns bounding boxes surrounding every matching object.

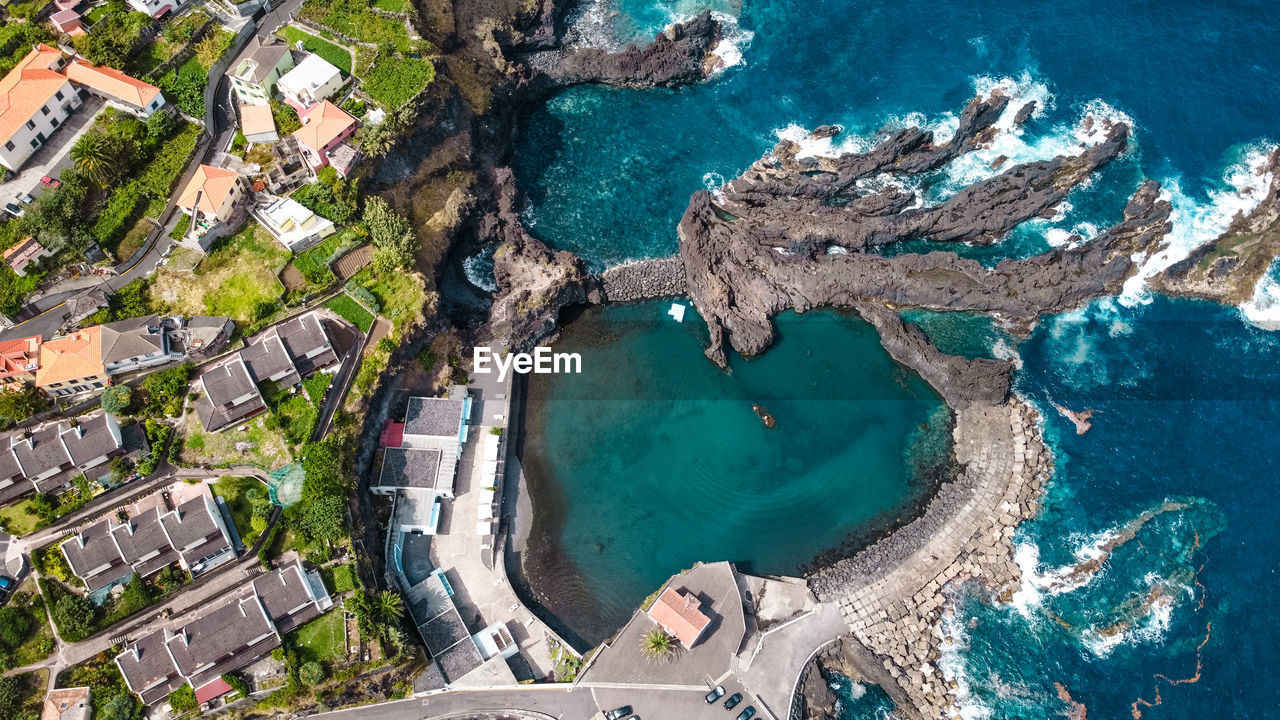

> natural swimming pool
[518,301,949,646]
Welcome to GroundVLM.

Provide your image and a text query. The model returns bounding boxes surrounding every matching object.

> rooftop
[232,36,292,84]
[404,396,467,439]
[37,327,104,386]
[176,165,240,215]
[647,587,712,648]
[240,102,276,137]
[278,53,341,94]
[100,314,166,365]
[0,334,40,379]
[0,44,67,145]
[62,58,162,109]
[292,100,355,153]
[42,687,90,720]
[378,447,443,490]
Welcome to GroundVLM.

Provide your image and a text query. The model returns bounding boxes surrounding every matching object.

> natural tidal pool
[519,301,949,645]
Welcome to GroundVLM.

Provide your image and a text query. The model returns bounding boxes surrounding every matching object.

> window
[50,117,58,128]
[55,90,63,101]
[35,132,45,144]
[3,141,11,152]
[40,106,49,116]
[25,120,34,130]
[29,140,38,149]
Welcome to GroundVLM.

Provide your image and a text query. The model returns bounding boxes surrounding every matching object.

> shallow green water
[520,301,947,645]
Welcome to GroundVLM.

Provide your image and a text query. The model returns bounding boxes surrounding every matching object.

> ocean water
[507,0,1280,716]
[521,302,949,646]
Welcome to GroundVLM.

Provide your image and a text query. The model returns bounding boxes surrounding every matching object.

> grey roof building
[100,315,181,375]
[115,559,331,706]
[171,316,234,359]
[375,388,472,533]
[241,333,299,388]
[227,36,294,105]
[194,356,267,433]
[0,412,125,507]
[273,312,338,377]
[404,395,468,440]
[61,489,235,594]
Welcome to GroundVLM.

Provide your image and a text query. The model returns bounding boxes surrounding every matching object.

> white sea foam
[463,247,499,292]
[938,603,995,720]
[991,338,1022,369]
[708,11,753,73]
[1119,143,1279,305]
[1081,583,1176,658]
[1241,259,1280,328]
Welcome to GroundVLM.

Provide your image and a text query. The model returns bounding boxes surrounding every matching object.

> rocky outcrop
[531,11,722,89]
[1150,147,1280,305]
[678,94,1174,409]
[850,302,1013,409]
[485,168,598,351]
[600,256,688,302]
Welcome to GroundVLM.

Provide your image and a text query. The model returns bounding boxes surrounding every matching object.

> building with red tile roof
[646,586,712,648]
[0,44,81,173]
[36,326,107,397]
[292,100,357,174]
[0,335,41,387]
[3,236,54,276]
[61,57,166,117]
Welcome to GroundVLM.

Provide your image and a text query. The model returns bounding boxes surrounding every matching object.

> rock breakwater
[805,397,1050,719]
[599,256,688,302]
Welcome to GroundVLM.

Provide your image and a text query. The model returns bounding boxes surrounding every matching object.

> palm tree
[639,628,678,663]
[377,589,405,624]
[70,133,116,187]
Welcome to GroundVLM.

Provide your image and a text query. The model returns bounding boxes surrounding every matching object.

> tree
[0,606,30,648]
[0,385,50,429]
[0,675,26,719]
[145,108,179,143]
[168,683,197,713]
[100,693,140,720]
[299,660,323,686]
[108,455,134,484]
[140,364,192,417]
[52,593,96,640]
[376,590,404,624]
[71,132,119,187]
[363,197,416,272]
[100,385,132,415]
[639,628,677,662]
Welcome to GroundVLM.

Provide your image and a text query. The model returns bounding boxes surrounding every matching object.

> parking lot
[590,682,775,720]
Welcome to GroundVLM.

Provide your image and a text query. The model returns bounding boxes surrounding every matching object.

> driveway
[317,686,601,720]
[0,97,106,207]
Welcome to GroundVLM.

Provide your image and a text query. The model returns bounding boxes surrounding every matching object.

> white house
[255,195,335,251]
[0,44,82,173]
[277,54,343,110]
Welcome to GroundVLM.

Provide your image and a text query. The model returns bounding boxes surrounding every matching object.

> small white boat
[668,303,687,323]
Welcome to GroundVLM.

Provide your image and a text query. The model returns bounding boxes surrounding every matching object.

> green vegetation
[639,628,678,662]
[0,582,56,671]
[81,278,157,326]
[60,653,141,720]
[169,683,198,713]
[222,672,251,699]
[157,55,208,117]
[292,167,360,224]
[0,385,50,431]
[373,0,407,11]
[271,98,302,135]
[5,477,98,535]
[261,376,329,447]
[42,569,188,642]
[135,418,173,476]
[154,224,289,329]
[177,409,292,470]
[323,294,374,333]
[299,0,412,51]
[289,233,345,287]
[100,385,132,415]
[31,545,73,584]
[0,24,54,77]
[549,639,582,682]
[139,363,193,418]
[169,213,192,241]
[0,500,41,536]
[276,25,353,74]
[348,267,424,329]
[212,475,272,548]
[0,671,43,720]
[72,3,153,72]
[361,51,435,109]
[293,609,346,665]
[322,563,357,593]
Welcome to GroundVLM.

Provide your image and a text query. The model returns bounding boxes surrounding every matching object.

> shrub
[222,672,250,699]
[299,660,323,685]
[100,385,132,415]
[168,683,197,713]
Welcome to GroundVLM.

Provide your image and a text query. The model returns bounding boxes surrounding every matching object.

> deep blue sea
[506,1,1280,717]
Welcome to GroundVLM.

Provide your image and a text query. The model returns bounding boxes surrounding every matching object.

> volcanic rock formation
[677,93,1175,407]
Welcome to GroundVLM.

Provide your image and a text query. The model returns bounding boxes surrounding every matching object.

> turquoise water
[521,302,949,645]
[507,0,1280,715]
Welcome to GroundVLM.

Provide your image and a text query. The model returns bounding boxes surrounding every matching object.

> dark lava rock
[533,11,722,89]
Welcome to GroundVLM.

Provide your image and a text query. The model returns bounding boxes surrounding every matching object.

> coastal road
[316,686,600,720]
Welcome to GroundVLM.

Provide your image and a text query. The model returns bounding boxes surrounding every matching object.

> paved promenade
[809,398,1050,719]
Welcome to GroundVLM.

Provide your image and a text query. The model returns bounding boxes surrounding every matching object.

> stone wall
[807,398,1051,719]
[599,255,688,302]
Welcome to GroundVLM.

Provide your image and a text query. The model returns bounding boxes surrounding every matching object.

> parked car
[0,575,13,602]
[14,192,32,204]
[40,175,60,188]
[706,686,726,703]
[3,202,23,218]
[736,707,756,720]
[724,693,743,710]
[604,707,633,720]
